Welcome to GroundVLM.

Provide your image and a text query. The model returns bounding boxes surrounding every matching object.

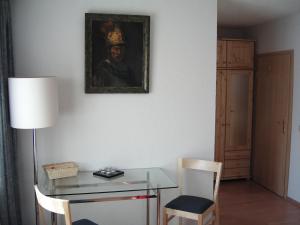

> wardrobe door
[224,70,253,151]
[217,40,227,68]
[227,41,254,69]
[215,70,227,163]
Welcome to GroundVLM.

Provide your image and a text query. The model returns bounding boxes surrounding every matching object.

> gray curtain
[0,0,22,225]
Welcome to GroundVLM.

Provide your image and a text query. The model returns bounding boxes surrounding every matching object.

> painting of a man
[85,14,150,93]
[93,24,138,87]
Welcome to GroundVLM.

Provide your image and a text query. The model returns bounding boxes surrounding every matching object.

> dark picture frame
[85,13,150,93]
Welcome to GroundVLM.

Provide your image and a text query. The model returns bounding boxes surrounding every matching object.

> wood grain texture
[34,185,68,215]
[253,51,293,197]
[225,70,253,151]
[217,40,227,68]
[35,185,74,225]
[215,70,227,164]
[223,168,249,178]
[215,39,254,180]
[227,41,254,69]
[219,181,300,225]
[224,159,250,169]
[224,150,251,160]
[164,159,222,225]
[179,158,222,201]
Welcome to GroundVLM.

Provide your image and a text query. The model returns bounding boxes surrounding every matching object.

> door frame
[253,50,294,198]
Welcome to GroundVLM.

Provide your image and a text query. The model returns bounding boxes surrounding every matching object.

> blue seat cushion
[73,219,98,225]
[165,195,214,214]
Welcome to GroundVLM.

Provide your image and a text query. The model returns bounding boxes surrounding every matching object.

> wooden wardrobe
[215,39,254,179]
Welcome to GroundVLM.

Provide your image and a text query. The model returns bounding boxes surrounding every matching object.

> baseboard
[287,197,300,208]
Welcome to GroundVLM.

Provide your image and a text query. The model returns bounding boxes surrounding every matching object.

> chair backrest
[177,158,222,202]
[34,185,72,225]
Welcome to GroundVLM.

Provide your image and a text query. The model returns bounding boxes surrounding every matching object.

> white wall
[11,0,217,224]
[250,12,300,202]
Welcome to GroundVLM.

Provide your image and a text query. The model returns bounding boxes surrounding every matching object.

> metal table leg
[51,212,57,225]
[34,196,39,225]
[147,172,150,225]
[156,188,161,225]
[51,179,57,225]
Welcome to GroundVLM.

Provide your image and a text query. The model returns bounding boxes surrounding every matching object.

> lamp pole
[32,129,39,225]
[32,129,38,185]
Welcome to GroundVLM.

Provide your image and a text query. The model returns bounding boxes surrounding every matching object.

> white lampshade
[8,77,58,129]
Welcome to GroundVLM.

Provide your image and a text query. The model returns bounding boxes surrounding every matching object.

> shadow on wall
[218,26,252,39]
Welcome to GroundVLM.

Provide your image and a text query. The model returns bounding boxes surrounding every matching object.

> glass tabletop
[38,168,177,197]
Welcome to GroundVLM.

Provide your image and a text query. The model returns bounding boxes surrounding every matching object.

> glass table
[38,168,178,225]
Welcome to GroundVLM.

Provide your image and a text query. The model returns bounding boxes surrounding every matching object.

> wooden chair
[34,185,98,225]
[163,158,222,225]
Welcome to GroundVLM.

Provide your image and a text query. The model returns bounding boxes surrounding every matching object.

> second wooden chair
[163,158,222,225]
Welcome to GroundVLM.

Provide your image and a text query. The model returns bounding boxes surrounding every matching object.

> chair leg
[197,215,203,225]
[38,205,46,225]
[163,208,168,225]
[179,217,183,225]
[214,202,220,225]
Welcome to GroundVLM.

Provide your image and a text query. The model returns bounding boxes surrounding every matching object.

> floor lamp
[8,77,58,224]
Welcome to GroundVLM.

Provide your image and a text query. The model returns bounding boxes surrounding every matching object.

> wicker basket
[43,162,79,180]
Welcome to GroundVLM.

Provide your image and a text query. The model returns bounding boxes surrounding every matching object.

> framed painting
[85,13,150,93]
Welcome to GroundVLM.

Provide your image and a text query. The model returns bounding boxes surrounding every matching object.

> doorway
[252,51,293,197]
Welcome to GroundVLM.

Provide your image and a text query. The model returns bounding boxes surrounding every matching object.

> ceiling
[218,0,300,27]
